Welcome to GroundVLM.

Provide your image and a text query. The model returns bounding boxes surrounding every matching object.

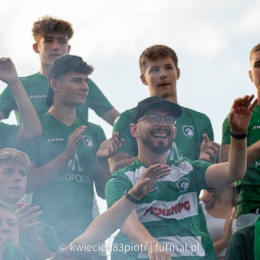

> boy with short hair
[25,55,124,245]
[0,148,59,260]
[0,16,119,125]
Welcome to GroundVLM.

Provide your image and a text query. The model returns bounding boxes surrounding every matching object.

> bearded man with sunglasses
[106,95,257,260]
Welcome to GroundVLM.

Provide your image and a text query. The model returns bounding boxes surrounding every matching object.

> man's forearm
[228,137,247,180]
[95,159,111,199]
[9,79,41,144]
[110,156,137,173]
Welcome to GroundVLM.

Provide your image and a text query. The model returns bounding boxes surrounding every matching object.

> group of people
[0,15,260,260]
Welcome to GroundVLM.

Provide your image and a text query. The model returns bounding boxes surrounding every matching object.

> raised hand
[0,57,19,85]
[229,95,258,134]
[64,125,87,161]
[96,132,125,159]
[129,164,171,200]
[15,202,42,243]
[199,134,220,163]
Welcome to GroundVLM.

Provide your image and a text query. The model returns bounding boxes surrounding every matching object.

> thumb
[110,132,119,140]
[203,133,210,143]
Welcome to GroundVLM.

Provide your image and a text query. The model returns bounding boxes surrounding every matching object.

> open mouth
[152,132,168,139]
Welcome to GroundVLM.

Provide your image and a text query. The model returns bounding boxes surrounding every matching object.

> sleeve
[0,85,17,118]
[221,116,231,146]
[0,123,20,148]
[192,160,214,191]
[202,115,214,141]
[38,222,59,253]
[112,112,137,155]
[87,79,114,116]
[105,176,133,208]
[23,139,39,165]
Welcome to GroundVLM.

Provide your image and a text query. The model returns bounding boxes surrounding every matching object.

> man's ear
[33,43,39,54]
[130,123,139,138]
[176,68,181,80]
[140,74,148,85]
[50,79,60,93]
[249,70,253,82]
[68,45,71,54]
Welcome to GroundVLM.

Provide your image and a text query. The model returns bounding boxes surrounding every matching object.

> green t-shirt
[113,106,214,161]
[105,158,214,260]
[222,105,260,217]
[225,224,255,260]
[0,122,20,149]
[112,106,214,235]
[26,112,106,244]
[0,73,114,124]
[19,222,59,260]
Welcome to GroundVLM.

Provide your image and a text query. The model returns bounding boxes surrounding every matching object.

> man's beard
[140,135,172,154]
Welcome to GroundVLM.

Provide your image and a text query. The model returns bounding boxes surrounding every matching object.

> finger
[249,97,259,112]
[109,132,119,141]
[15,203,31,215]
[202,133,210,143]
[120,138,125,148]
[21,220,42,229]
[136,177,151,188]
[16,205,41,218]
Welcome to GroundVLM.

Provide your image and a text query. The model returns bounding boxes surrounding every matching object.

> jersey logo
[83,135,93,149]
[253,126,260,129]
[182,125,194,139]
[176,177,189,192]
[150,186,158,192]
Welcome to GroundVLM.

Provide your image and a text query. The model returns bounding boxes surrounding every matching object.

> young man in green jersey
[220,43,260,230]
[0,16,119,125]
[25,55,124,246]
[0,148,59,260]
[0,58,41,148]
[106,95,257,260]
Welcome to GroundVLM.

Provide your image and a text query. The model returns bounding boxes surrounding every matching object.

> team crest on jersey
[83,135,93,149]
[176,177,189,192]
[182,125,194,139]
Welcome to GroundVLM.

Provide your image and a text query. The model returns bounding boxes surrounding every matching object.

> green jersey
[225,224,255,260]
[0,73,114,124]
[19,222,59,260]
[4,244,29,260]
[106,158,214,260]
[0,122,20,149]
[222,105,260,217]
[26,112,106,244]
[113,106,214,161]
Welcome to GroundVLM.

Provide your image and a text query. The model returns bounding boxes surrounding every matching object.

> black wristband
[124,190,140,204]
[230,131,248,139]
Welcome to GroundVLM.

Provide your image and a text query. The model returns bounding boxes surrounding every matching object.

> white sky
[1,0,260,212]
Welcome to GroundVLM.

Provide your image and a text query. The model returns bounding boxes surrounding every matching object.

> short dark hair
[250,43,260,62]
[52,249,93,260]
[32,16,73,42]
[139,45,178,74]
[46,55,94,107]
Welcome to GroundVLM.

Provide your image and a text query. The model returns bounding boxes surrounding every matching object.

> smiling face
[140,56,180,99]
[33,32,71,66]
[51,72,89,108]
[131,107,177,154]
[0,163,27,205]
[249,51,260,91]
[0,207,19,247]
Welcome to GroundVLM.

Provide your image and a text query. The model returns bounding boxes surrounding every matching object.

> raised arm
[72,165,171,248]
[100,108,119,126]
[0,58,41,144]
[206,95,258,188]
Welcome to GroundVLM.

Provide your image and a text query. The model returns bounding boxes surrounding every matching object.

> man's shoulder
[181,106,210,121]
[115,107,135,122]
